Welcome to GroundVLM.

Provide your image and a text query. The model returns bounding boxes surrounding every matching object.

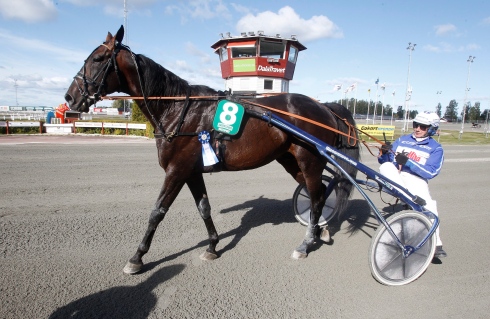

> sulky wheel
[369,211,436,286]
[292,175,337,227]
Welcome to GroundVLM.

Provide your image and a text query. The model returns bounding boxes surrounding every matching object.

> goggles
[413,122,430,130]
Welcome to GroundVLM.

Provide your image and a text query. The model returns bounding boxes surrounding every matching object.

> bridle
[74,41,193,139]
[74,43,122,105]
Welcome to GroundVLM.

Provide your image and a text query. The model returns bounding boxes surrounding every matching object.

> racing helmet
[413,111,440,136]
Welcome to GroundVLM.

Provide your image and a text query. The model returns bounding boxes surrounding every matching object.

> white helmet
[414,111,440,127]
[413,111,440,136]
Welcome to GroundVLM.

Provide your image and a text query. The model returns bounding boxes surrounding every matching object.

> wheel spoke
[376,239,402,273]
[299,207,310,215]
[298,191,310,200]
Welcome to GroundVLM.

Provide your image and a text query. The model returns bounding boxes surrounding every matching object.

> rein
[103,94,386,154]
[240,99,358,144]
[238,99,387,155]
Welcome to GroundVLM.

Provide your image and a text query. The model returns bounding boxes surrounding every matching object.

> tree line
[333,98,487,123]
[111,97,488,124]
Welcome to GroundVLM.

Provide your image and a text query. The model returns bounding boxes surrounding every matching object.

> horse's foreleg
[291,181,326,259]
[186,174,219,260]
[123,176,185,275]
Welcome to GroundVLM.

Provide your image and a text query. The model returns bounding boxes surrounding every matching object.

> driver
[378,111,447,259]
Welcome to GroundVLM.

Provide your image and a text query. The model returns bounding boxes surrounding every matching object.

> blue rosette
[198,131,219,166]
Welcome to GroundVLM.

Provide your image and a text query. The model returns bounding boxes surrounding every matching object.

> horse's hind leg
[123,175,186,275]
[291,174,327,259]
[277,153,326,259]
[186,173,219,260]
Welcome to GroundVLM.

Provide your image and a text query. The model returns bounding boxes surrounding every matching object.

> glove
[380,142,392,155]
[395,152,409,166]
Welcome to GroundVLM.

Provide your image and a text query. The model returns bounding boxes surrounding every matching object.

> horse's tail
[323,103,361,220]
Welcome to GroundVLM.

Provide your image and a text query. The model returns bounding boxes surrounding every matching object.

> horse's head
[65,26,126,112]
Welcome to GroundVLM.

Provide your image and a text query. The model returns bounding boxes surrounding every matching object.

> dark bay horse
[64,26,360,274]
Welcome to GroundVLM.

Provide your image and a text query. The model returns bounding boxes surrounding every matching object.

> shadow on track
[141,197,377,274]
[49,264,185,319]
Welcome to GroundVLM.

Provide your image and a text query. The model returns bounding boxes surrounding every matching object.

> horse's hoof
[320,228,331,243]
[123,261,143,274]
[199,251,218,261]
[291,250,308,260]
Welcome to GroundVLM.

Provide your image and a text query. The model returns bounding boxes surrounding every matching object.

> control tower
[211,31,306,95]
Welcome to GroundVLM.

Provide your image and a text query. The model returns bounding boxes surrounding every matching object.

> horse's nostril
[64,93,73,105]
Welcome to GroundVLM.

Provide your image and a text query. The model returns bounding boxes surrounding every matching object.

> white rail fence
[0,121,147,136]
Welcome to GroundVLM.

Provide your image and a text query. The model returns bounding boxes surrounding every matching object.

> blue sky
[0,0,488,114]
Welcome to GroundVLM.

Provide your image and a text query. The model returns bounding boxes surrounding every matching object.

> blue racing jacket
[378,134,444,180]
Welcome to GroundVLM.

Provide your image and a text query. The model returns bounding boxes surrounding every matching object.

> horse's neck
[124,53,213,132]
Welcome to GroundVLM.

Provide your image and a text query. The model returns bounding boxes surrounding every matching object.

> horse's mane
[134,53,218,98]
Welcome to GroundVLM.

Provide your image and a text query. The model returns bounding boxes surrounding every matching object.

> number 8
[220,102,238,125]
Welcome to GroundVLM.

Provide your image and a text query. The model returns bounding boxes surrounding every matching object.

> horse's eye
[93,55,103,62]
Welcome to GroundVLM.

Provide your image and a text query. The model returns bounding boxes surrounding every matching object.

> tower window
[264,79,273,90]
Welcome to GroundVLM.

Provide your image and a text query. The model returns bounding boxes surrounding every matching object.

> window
[231,46,256,58]
[220,47,228,62]
[264,79,273,90]
[260,41,285,59]
[288,46,298,63]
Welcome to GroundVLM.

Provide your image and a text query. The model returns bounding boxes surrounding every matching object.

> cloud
[235,6,343,42]
[0,29,85,106]
[167,59,222,89]
[0,0,158,23]
[463,43,480,51]
[423,42,454,52]
[424,42,480,53]
[229,3,251,15]
[165,0,232,23]
[185,42,212,63]
[0,0,57,23]
[0,29,87,64]
[434,24,457,36]
[65,0,157,8]
[62,0,157,18]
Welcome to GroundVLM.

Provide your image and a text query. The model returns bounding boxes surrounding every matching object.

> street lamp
[391,90,395,125]
[405,85,412,126]
[380,83,386,124]
[460,55,475,139]
[344,88,349,109]
[373,78,379,125]
[403,42,416,132]
[485,108,489,137]
[366,89,371,123]
[436,91,442,117]
[14,79,19,106]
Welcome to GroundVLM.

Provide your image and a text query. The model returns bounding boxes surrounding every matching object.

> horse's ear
[105,32,114,44]
[115,25,124,44]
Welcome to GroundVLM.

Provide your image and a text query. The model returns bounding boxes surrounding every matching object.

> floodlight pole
[373,81,379,125]
[381,84,386,124]
[344,89,349,110]
[485,108,489,137]
[14,79,19,106]
[403,43,416,132]
[366,89,371,123]
[391,90,395,125]
[353,84,358,118]
[459,55,475,139]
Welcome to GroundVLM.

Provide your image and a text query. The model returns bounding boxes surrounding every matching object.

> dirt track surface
[1,135,489,318]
